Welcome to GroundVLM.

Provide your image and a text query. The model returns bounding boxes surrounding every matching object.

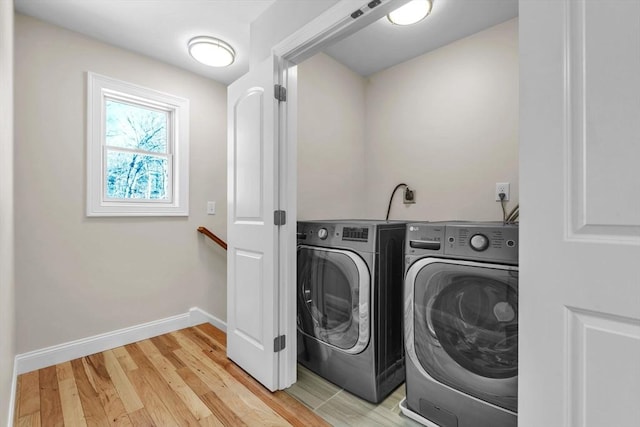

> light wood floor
[13,324,330,427]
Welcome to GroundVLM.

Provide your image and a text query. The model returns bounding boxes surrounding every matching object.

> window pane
[105,150,169,200]
[105,99,168,153]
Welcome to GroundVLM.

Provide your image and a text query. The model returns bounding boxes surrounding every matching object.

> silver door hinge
[274,335,286,352]
[274,210,286,226]
[274,84,287,102]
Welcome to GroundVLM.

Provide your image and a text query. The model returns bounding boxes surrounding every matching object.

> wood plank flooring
[13,324,330,427]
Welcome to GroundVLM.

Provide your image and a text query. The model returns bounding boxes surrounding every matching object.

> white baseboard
[188,307,227,332]
[6,362,17,427]
[15,307,227,375]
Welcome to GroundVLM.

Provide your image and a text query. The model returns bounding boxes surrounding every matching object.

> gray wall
[364,18,519,221]
[297,53,367,220]
[297,19,519,222]
[14,14,228,354]
[0,1,15,423]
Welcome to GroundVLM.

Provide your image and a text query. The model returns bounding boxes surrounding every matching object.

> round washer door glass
[297,246,370,352]
[412,260,518,412]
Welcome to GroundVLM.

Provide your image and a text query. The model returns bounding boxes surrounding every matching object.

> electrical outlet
[207,201,216,215]
[403,187,416,204]
[495,183,510,201]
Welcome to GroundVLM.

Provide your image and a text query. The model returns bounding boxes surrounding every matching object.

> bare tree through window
[104,99,170,200]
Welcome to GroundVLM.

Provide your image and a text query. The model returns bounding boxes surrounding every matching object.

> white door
[227,56,282,391]
[520,1,640,426]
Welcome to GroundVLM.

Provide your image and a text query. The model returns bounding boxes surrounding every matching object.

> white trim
[277,59,297,389]
[6,363,17,427]
[15,307,226,375]
[188,307,227,332]
[273,0,410,65]
[86,72,190,217]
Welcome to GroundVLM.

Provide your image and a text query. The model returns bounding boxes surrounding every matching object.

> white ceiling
[14,0,518,85]
[13,0,276,85]
[325,0,518,76]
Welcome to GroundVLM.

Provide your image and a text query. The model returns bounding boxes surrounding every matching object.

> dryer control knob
[318,228,328,240]
[470,233,490,251]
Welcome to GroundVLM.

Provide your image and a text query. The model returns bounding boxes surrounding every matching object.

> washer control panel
[406,222,518,264]
[407,224,445,254]
[297,221,376,252]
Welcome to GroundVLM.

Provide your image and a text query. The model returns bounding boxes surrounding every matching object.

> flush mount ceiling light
[387,0,433,26]
[188,36,235,67]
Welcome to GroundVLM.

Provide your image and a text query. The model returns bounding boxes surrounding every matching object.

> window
[87,72,189,216]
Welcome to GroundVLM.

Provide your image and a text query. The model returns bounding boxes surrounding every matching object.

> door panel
[234,249,264,346]
[227,56,279,391]
[568,0,640,240]
[567,309,640,427]
[234,89,264,220]
[520,0,640,425]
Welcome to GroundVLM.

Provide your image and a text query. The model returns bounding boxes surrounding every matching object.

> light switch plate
[207,201,216,215]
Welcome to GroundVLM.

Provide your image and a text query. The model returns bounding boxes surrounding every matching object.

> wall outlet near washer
[403,187,416,204]
[495,183,510,201]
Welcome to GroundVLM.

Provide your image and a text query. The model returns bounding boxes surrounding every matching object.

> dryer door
[405,258,519,413]
[297,245,371,354]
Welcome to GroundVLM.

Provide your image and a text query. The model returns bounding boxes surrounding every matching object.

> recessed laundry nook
[226,0,521,418]
[291,6,519,426]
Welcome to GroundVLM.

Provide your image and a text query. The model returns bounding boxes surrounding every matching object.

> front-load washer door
[405,258,518,413]
[297,245,371,354]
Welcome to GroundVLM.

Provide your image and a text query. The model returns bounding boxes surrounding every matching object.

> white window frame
[87,72,189,216]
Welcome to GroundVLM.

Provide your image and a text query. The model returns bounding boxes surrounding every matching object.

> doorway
[286,4,519,423]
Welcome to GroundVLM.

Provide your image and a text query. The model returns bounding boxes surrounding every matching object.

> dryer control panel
[406,222,518,264]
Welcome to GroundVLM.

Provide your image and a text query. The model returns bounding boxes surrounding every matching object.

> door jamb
[270,0,408,388]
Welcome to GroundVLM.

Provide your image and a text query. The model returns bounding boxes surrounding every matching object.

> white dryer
[402,222,518,427]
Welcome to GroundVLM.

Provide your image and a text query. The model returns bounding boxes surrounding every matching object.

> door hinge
[274,335,286,352]
[274,210,286,226]
[274,84,287,102]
